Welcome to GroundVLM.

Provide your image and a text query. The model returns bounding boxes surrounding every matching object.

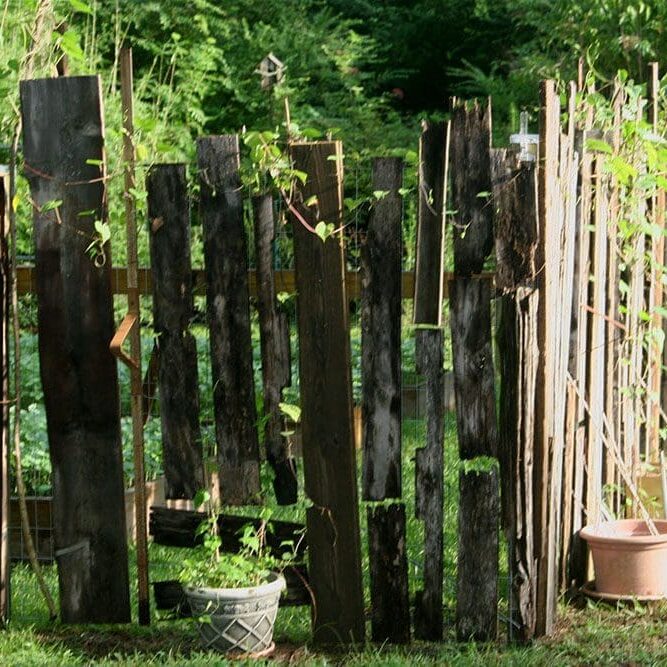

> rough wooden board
[534,79,560,636]
[492,151,537,293]
[0,174,9,622]
[147,164,203,500]
[20,75,130,623]
[449,277,498,460]
[197,135,260,505]
[290,141,365,645]
[252,193,296,505]
[414,328,444,641]
[456,468,500,641]
[569,124,594,587]
[361,157,403,501]
[450,101,493,276]
[497,290,538,642]
[367,504,410,644]
[414,121,447,326]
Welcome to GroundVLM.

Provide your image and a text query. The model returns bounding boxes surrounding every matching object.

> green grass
[5,415,667,664]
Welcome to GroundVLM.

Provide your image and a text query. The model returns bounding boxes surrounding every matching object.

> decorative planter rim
[184,571,285,601]
[581,519,667,547]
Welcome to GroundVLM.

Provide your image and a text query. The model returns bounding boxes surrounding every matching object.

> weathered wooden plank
[289,141,365,644]
[414,121,447,325]
[20,75,130,623]
[648,62,664,463]
[450,277,498,640]
[534,79,560,636]
[413,328,444,641]
[497,289,538,641]
[450,100,493,276]
[456,468,499,641]
[197,135,260,505]
[149,507,306,557]
[147,164,204,500]
[367,503,410,643]
[450,278,497,460]
[252,193,295,505]
[493,147,539,641]
[0,173,9,623]
[362,157,403,500]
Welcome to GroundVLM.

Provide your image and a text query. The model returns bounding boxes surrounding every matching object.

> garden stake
[112,46,150,625]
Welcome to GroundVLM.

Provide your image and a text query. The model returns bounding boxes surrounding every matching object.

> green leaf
[279,402,301,423]
[85,158,103,167]
[314,221,334,241]
[41,199,62,213]
[69,0,93,14]
[193,489,210,509]
[585,138,613,154]
[373,190,389,200]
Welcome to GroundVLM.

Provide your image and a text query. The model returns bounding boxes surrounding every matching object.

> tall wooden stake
[117,47,150,625]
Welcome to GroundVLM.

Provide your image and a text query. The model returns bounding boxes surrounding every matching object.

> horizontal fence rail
[15,266,494,298]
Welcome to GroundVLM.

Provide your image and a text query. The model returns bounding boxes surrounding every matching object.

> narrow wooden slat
[252,193,295,505]
[493,147,539,641]
[0,173,9,622]
[534,79,560,636]
[414,121,447,325]
[549,130,577,611]
[450,100,493,276]
[367,504,410,643]
[197,135,260,505]
[147,164,204,500]
[561,82,579,590]
[413,328,444,640]
[20,75,130,623]
[362,157,403,500]
[289,141,365,644]
[569,93,596,585]
[648,62,664,463]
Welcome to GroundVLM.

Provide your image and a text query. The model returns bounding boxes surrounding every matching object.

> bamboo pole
[118,47,150,625]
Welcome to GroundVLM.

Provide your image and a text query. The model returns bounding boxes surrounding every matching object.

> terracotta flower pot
[580,519,667,598]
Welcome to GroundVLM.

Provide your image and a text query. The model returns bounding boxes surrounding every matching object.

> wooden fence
[3,66,664,642]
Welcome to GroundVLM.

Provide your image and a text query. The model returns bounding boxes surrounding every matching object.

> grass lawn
[4,416,667,665]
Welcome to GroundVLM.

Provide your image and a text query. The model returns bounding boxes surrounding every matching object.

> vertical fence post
[494,148,539,641]
[290,140,365,644]
[252,193,296,505]
[197,135,260,505]
[147,164,204,499]
[0,172,9,623]
[20,75,131,623]
[449,100,499,642]
[362,157,410,643]
[413,121,447,641]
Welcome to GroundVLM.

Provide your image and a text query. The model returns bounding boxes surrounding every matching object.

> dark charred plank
[414,121,447,326]
[367,503,410,644]
[147,164,204,500]
[20,75,130,623]
[413,328,444,641]
[289,141,365,644]
[0,174,9,622]
[252,193,296,505]
[197,136,260,505]
[450,101,494,276]
[449,277,498,460]
[456,468,500,641]
[361,157,403,500]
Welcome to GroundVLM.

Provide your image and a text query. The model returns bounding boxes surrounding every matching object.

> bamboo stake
[9,122,57,621]
[119,47,150,626]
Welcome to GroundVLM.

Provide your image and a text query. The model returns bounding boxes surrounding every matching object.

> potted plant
[179,491,287,656]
